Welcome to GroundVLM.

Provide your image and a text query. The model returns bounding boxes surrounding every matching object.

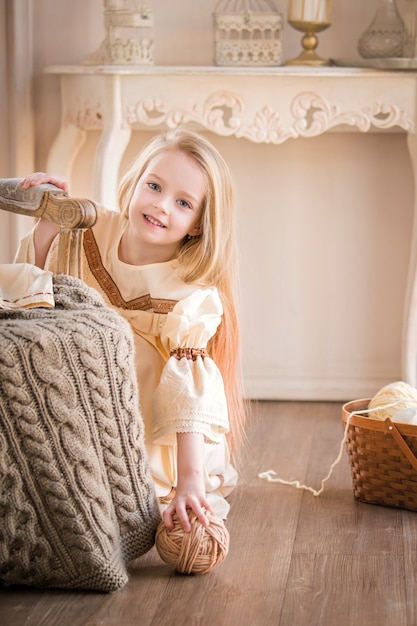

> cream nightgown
[15,205,238,518]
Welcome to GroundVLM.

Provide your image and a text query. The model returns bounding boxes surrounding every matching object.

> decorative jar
[404,0,417,57]
[358,0,405,59]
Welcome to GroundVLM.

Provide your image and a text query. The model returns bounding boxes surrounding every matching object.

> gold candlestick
[286,0,332,66]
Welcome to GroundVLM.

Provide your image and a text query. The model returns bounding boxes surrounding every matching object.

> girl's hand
[162,476,215,533]
[20,172,70,194]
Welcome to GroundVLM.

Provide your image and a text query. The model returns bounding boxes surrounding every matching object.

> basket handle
[384,418,417,472]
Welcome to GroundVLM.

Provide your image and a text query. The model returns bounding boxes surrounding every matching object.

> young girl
[16,128,246,533]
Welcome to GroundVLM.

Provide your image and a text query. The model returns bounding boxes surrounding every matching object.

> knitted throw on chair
[0,275,161,592]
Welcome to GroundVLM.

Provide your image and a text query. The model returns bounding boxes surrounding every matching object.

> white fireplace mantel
[44,64,417,396]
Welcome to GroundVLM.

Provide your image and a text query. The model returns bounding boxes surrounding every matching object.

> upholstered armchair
[0,179,161,593]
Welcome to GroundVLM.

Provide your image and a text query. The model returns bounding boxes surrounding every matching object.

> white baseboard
[243,374,401,402]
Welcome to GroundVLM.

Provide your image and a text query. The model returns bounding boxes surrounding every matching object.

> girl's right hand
[20,172,70,195]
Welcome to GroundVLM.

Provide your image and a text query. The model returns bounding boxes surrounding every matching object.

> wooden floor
[1,400,417,626]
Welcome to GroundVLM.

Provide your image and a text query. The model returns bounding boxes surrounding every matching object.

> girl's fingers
[162,508,175,531]
[20,173,48,188]
[20,172,69,193]
[163,502,192,532]
[177,507,192,532]
[163,499,214,533]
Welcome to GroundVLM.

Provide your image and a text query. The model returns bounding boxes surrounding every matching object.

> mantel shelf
[45,64,416,77]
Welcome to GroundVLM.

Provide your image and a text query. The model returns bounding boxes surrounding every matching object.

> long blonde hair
[118,128,246,457]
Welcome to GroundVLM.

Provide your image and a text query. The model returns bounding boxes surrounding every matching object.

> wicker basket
[342,398,417,511]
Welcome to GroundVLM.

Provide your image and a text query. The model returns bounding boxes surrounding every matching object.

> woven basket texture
[342,399,417,511]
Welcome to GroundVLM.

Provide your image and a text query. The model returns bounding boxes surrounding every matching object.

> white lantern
[214,0,283,66]
[83,1,154,66]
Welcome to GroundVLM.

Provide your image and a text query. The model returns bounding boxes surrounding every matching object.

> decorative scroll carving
[63,90,413,142]
[66,98,104,130]
[125,90,413,144]
[126,92,244,136]
[237,105,295,143]
[289,92,413,136]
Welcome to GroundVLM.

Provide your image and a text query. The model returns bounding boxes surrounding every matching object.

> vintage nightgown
[15,205,238,518]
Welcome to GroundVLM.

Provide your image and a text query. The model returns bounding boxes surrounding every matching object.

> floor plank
[281,553,407,626]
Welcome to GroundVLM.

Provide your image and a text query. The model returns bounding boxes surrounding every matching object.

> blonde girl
[18,127,246,532]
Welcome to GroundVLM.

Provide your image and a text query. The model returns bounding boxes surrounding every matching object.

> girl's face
[123,149,206,265]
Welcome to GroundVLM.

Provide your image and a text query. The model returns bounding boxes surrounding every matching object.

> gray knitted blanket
[0,275,161,592]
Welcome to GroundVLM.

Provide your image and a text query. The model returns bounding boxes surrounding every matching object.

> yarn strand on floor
[258,398,411,496]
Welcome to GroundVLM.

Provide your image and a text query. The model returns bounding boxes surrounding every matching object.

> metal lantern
[214,0,283,66]
[83,1,154,66]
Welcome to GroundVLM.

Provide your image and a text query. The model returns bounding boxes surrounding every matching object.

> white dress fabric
[15,206,238,518]
[0,263,54,309]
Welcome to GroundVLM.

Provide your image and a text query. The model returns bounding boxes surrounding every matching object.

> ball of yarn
[155,510,230,575]
[368,381,417,421]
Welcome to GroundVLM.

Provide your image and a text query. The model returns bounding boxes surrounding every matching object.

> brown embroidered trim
[170,348,208,361]
[1,291,54,305]
[83,229,178,313]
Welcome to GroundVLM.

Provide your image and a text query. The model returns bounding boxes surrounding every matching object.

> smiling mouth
[144,215,166,228]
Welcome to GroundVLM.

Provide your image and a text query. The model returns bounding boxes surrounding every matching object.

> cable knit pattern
[0,275,160,592]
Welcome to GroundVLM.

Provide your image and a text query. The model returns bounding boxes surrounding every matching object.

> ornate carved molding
[289,92,413,136]
[125,91,243,135]
[67,98,104,130]
[125,89,413,143]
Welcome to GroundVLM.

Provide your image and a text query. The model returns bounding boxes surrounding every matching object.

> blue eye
[178,199,191,209]
[148,182,160,191]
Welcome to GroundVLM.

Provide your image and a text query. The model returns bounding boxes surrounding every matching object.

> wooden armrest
[0,178,98,279]
[0,178,97,229]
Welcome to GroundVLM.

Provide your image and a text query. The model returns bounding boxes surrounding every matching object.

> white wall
[1,0,413,400]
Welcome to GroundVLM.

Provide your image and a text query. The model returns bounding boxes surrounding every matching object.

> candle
[288,0,331,23]
[104,0,124,9]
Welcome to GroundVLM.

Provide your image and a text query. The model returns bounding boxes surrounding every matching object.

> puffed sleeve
[14,226,60,273]
[14,229,36,265]
[152,287,229,445]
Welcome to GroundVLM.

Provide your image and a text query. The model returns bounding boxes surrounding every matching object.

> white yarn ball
[368,381,417,422]
[391,407,417,425]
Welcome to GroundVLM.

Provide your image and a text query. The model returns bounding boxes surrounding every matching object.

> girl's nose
[153,200,169,214]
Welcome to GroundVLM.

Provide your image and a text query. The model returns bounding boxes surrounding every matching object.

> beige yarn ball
[155,510,230,575]
[368,381,417,421]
